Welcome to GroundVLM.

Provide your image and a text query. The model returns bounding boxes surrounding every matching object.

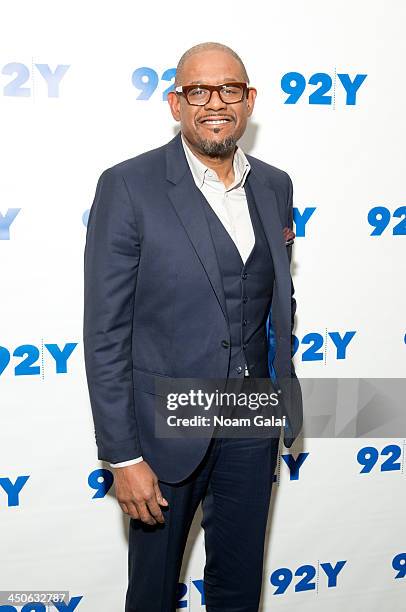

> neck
[182,133,236,188]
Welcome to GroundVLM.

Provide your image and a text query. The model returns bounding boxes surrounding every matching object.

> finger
[154,483,169,507]
[146,495,165,524]
[119,502,129,514]
[120,501,140,519]
[135,501,157,525]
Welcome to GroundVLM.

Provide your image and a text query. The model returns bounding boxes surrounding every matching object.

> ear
[246,87,257,117]
[167,91,181,121]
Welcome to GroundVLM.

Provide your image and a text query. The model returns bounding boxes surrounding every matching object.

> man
[83,42,302,612]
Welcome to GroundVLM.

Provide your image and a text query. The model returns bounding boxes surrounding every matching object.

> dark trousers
[125,415,280,611]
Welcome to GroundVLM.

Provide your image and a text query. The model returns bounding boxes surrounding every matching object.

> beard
[195,133,237,158]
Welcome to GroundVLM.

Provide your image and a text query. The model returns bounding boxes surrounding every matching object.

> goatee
[196,135,237,158]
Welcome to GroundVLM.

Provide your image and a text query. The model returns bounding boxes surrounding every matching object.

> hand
[113,461,169,525]
[283,227,295,246]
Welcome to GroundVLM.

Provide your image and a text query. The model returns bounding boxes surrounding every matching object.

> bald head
[174,42,249,87]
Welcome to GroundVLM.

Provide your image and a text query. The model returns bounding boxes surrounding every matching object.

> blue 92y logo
[0,343,77,377]
[270,561,347,595]
[293,331,356,362]
[393,553,406,579]
[1,63,70,97]
[357,444,404,474]
[281,71,367,105]
[131,67,176,100]
[0,209,20,239]
[368,206,406,235]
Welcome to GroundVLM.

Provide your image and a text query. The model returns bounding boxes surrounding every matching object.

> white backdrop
[1,0,405,610]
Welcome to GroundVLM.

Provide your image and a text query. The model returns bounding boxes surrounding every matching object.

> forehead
[180,50,245,84]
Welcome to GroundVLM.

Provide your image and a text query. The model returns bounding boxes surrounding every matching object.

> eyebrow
[188,78,242,85]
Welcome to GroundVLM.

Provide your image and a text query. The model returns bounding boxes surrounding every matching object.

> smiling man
[83,41,302,611]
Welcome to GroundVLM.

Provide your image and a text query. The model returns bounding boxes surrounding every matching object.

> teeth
[204,119,228,124]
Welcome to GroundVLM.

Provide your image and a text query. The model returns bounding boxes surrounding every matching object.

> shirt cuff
[109,456,144,468]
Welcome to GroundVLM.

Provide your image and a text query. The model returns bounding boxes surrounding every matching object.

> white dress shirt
[110,135,255,468]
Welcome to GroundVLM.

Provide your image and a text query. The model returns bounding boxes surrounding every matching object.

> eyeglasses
[175,82,250,106]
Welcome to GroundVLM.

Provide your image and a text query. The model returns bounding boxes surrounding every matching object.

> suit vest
[197,178,275,378]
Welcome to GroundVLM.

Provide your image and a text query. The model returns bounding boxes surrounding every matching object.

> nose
[205,89,227,110]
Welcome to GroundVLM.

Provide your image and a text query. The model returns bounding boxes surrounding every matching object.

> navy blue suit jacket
[83,132,302,483]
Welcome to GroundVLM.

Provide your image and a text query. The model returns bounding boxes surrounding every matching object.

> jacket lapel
[166,133,228,322]
[245,168,291,330]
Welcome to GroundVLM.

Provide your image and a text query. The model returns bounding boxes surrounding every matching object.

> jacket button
[221,340,230,348]
[236,365,242,373]
[242,272,248,279]
[243,319,247,326]
[243,296,248,303]
[243,343,247,349]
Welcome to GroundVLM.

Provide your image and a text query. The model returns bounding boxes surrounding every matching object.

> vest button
[221,340,230,348]
[243,343,247,349]
[243,319,247,326]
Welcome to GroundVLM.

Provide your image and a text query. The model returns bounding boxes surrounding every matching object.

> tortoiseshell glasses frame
[174,82,251,106]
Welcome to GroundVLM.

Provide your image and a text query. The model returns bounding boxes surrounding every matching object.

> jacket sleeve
[83,168,142,463]
[286,173,298,375]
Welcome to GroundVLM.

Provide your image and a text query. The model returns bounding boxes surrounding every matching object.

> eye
[222,86,241,95]
[189,88,207,97]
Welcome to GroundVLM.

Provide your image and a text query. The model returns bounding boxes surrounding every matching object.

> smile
[203,119,230,124]
[199,116,233,125]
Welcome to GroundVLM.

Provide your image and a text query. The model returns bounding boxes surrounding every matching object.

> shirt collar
[181,133,250,190]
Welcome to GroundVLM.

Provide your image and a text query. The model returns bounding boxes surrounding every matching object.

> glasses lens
[186,87,210,105]
[219,84,244,103]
